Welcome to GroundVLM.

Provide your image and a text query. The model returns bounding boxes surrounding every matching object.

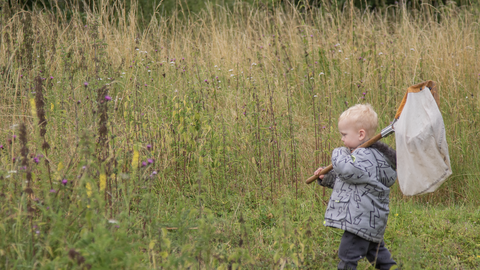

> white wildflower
[379,52,383,55]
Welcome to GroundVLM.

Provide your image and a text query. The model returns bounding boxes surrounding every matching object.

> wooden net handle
[305,133,383,184]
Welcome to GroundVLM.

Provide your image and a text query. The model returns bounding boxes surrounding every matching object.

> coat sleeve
[331,147,377,185]
[316,170,337,189]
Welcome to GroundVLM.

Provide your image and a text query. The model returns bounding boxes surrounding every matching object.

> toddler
[315,104,398,270]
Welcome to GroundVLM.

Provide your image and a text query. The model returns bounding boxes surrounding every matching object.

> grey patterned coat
[319,142,397,243]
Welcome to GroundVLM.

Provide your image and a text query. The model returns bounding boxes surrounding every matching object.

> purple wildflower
[49,189,56,193]
[146,144,152,150]
[147,159,154,164]
[105,95,112,101]
[36,231,40,234]
[141,161,147,167]
[33,157,39,164]
[152,171,157,175]
[62,179,68,185]
[84,82,88,86]
[0,145,3,149]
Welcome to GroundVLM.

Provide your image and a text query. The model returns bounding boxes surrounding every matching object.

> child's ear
[358,129,366,141]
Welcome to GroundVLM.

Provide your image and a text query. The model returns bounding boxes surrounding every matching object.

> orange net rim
[394,80,439,120]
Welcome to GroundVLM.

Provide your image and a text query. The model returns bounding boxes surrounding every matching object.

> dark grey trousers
[337,231,397,270]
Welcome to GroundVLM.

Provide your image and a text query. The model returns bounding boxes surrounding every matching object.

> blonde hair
[339,104,378,136]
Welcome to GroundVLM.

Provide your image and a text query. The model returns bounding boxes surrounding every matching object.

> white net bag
[394,81,452,196]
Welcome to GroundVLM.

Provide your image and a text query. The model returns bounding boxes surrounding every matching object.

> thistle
[19,123,32,194]
[34,76,52,188]
[96,85,109,162]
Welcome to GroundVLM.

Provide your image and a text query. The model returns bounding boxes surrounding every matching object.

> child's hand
[314,167,325,179]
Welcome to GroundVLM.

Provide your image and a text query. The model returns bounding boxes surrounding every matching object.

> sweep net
[394,81,452,196]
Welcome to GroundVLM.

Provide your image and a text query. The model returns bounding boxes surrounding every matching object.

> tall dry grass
[0,1,479,207]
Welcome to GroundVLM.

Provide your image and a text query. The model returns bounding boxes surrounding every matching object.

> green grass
[0,0,480,268]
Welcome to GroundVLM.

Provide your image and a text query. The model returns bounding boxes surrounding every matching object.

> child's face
[338,120,366,149]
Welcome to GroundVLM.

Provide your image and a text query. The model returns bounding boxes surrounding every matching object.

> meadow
[1,0,480,269]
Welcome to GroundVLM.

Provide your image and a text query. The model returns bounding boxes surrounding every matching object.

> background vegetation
[1,0,479,268]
